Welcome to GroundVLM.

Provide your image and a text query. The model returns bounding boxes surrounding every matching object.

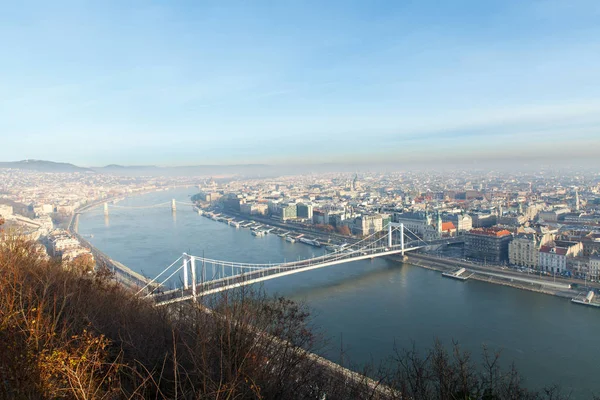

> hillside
[0,159,92,173]
[0,233,578,399]
[0,236,373,399]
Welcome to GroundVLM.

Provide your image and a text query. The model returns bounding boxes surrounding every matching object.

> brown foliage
[68,253,96,274]
[0,235,365,399]
[336,225,351,236]
[0,235,125,399]
[0,234,581,400]
[314,224,335,232]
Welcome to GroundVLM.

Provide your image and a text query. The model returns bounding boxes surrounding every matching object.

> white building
[393,211,433,237]
[394,211,443,240]
[240,202,269,216]
[353,214,383,236]
[33,204,54,215]
[0,204,13,218]
[538,241,582,274]
[444,213,473,232]
[48,233,81,257]
[538,247,568,274]
[589,255,600,280]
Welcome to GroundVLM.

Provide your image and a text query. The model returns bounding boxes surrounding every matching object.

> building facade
[589,255,600,280]
[469,213,497,228]
[465,227,513,263]
[195,192,221,203]
[240,202,268,216]
[538,241,582,274]
[393,211,433,237]
[296,203,313,220]
[445,213,473,232]
[508,233,553,269]
[538,208,569,222]
[354,214,383,236]
[281,204,298,221]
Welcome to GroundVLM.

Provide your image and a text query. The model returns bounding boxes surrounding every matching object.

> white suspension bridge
[100,199,195,215]
[138,223,432,306]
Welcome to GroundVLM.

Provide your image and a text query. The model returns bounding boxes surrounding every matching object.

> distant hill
[92,164,274,177]
[101,164,157,169]
[0,160,394,177]
[0,160,93,173]
[1,159,406,177]
[94,164,157,174]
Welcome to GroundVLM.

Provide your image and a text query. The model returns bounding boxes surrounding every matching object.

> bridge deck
[154,246,422,306]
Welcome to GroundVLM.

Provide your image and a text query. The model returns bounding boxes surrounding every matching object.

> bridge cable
[148,263,187,296]
[135,255,183,295]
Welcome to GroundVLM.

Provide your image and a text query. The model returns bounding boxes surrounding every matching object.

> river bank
[202,205,358,244]
[67,187,188,287]
[400,253,585,302]
[199,205,596,305]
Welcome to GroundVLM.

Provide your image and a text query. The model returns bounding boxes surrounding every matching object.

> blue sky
[1,0,599,166]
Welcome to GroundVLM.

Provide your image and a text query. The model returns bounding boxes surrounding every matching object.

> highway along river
[78,187,600,398]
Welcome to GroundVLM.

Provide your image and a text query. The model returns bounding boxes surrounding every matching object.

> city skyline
[2,1,600,166]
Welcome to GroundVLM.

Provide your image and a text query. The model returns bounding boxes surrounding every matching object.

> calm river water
[78,188,599,398]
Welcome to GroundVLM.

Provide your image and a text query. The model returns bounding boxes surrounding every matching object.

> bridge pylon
[388,222,405,255]
[190,255,197,302]
[182,253,197,302]
[171,199,177,211]
[183,254,189,289]
[103,202,109,216]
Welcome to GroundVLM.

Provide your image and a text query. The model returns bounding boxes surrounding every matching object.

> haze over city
[2,0,599,166]
[3,2,600,399]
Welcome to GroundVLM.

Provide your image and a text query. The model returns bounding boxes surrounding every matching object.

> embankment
[399,253,580,300]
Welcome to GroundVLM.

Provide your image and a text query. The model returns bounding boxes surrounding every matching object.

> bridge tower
[171,199,177,211]
[103,202,109,216]
[182,254,189,289]
[182,253,198,302]
[190,255,197,302]
[388,222,405,255]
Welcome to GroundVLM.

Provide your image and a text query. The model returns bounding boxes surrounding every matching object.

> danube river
[79,188,599,398]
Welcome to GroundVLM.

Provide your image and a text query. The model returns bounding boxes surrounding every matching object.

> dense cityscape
[2,165,600,294]
[2,1,600,397]
[3,163,600,398]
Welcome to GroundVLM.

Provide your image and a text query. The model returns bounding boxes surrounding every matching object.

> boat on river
[299,237,321,247]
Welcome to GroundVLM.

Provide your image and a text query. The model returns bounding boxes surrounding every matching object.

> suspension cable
[146,263,187,296]
[135,255,183,295]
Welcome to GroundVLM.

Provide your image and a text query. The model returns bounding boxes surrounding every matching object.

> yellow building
[508,233,552,269]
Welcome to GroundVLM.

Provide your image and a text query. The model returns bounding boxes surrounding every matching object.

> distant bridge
[139,223,433,306]
[75,199,195,216]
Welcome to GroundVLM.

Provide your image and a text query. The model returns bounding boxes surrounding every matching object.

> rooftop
[540,246,568,256]
[441,222,456,231]
[468,227,512,237]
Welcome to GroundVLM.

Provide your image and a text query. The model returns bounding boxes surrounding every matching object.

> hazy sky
[1,1,599,166]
